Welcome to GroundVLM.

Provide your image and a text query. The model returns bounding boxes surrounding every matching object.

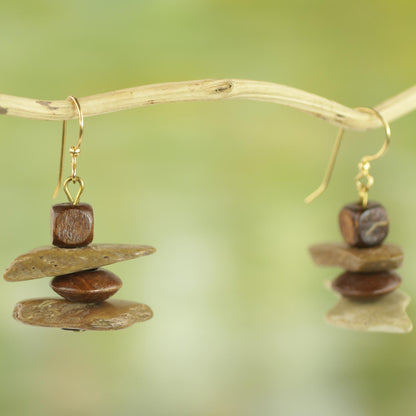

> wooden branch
[0,79,415,130]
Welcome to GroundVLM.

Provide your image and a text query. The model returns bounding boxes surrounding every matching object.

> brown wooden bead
[339,201,389,247]
[51,203,94,248]
[332,271,401,299]
[51,268,122,303]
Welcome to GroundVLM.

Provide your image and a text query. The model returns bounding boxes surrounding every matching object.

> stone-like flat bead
[4,244,156,282]
[51,269,122,303]
[309,242,403,272]
[325,290,412,333]
[13,298,153,331]
[332,271,401,298]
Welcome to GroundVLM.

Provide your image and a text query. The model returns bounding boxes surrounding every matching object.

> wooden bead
[51,203,94,248]
[339,201,389,247]
[51,268,122,303]
[332,271,401,299]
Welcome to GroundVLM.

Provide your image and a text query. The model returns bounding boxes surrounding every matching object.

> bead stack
[50,202,123,303]
[309,201,412,333]
[4,202,155,331]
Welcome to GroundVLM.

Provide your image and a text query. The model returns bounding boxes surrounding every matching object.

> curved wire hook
[53,96,84,199]
[304,107,391,204]
[355,107,390,162]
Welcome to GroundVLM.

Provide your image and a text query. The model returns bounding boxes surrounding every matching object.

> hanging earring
[306,107,412,333]
[4,96,155,331]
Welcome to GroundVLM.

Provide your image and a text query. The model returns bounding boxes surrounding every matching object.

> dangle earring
[3,96,155,331]
[306,107,412,333]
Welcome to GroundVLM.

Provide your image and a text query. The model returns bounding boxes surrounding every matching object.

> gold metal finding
[304,126,344,204]
[63,176,85,205]
[53,96,85,203]
[304,107,391,206]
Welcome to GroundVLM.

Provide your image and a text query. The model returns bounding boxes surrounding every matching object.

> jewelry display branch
[2,79,416,334]
[0,79,415,129]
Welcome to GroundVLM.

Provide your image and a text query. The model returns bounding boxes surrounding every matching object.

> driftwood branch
[0,79,415,130]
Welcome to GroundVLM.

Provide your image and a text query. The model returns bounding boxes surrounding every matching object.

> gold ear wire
[52,117,67,199]
[304,107,391,205]
[355,107,390,162]
[53,96,84,199]
[304,126,345,204]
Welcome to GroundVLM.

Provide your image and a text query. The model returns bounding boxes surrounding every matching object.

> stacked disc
[309,201,412,333]
[3,202,155,331]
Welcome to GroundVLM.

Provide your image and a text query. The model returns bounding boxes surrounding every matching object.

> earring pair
[307,107,412,333]
[3,100,411,333]
[4,97,155,331]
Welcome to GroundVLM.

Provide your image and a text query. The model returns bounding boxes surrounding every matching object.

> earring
[306,107,412,333]
[3,96,155,332]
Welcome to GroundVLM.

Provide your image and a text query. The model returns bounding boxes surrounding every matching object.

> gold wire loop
[355,170,374,207]
[63,176,85,205]
[304,107,391,205]
[353,107,390,207]
[53,96,85,199]
[69,146,81,180]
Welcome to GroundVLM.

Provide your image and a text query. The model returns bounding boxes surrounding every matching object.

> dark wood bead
[339,201,389,247]
[51,203,94,248]
[332,271,401,299]
[50,268,122,303]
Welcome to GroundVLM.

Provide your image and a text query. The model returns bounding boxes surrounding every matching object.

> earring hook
[53,96,84,199]
[304,107,391,204]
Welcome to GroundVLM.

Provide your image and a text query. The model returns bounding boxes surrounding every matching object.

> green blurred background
[1,1,416,415]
